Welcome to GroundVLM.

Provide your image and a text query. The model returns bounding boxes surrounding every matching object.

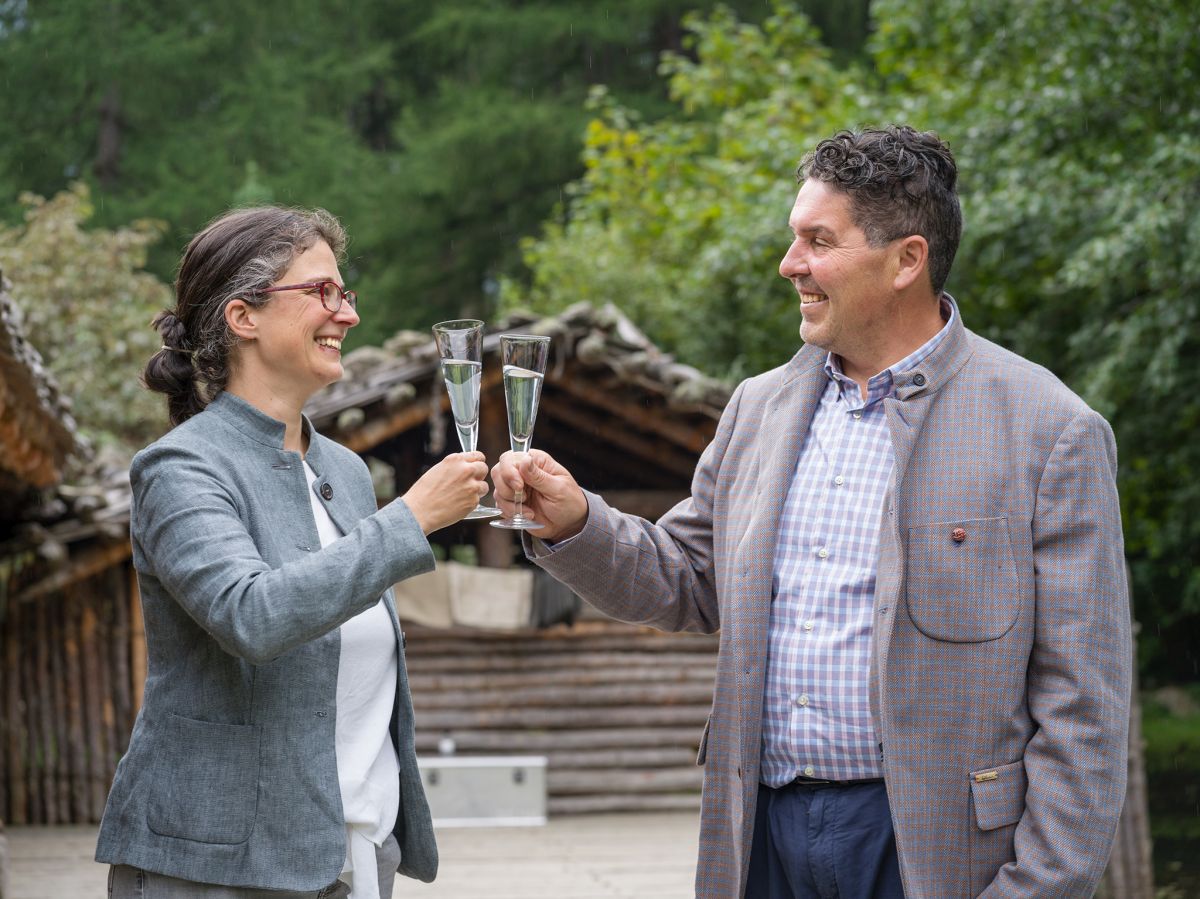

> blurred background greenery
[1,4,1196,881]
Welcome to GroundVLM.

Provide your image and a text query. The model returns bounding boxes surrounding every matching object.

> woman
[95,207,488,898]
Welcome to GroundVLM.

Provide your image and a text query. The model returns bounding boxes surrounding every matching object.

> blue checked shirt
[759,299,954,786]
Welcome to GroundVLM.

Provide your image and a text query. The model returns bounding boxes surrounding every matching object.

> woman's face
[249,240,360,399]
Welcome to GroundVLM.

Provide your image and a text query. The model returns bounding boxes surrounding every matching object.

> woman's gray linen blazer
[95,391,439,890]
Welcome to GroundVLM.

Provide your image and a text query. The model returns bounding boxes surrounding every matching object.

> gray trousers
[108,833,402,898]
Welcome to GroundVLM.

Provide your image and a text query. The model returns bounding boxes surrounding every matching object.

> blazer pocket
[147,714,260,844]
[905,516,1020,642]
[968,757,1025,895]
[969,757,1027,831]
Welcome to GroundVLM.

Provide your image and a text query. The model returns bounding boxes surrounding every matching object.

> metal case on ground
[417,755,548,827]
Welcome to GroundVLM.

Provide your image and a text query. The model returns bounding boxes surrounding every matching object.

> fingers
[490,452,527,499]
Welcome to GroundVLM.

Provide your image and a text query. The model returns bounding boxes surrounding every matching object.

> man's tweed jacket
[531,305,1131,897]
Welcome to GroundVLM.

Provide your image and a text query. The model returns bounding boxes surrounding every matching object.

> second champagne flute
[432,319,502,520]
[491,334,552,530]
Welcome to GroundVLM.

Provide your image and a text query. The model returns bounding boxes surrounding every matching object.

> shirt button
[796,694,809,707]
[804,620,814,631]
[852,411,863,420]
[804,765,815,777]
[834,475,845,486]
[816,547,829,559]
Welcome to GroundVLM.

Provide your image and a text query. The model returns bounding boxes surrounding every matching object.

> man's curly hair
[800,126,962,294]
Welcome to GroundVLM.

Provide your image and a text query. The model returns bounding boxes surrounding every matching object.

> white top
[303,461,399,899]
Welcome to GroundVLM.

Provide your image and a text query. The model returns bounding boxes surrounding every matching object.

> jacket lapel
[735,347,827,764]
[873,307,975,684]
[754,349,829,567]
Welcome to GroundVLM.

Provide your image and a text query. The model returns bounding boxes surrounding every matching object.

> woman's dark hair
[143,206,346,426]
[799,125,962,294]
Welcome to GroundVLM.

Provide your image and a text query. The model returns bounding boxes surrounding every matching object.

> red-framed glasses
[254,280,357,313]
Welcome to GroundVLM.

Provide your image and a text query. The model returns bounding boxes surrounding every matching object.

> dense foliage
[0,184,170,459]
[0,0,867,346]
[504,0,1200,679]
[1,0,1193,677]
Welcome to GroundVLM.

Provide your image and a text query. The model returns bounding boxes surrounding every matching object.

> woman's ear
[224,298,258,341]
[892,235,930,292]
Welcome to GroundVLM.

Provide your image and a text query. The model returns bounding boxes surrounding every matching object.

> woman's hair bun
[153,309,190,351]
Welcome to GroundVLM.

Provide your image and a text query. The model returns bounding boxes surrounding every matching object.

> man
[492,126,1131,898]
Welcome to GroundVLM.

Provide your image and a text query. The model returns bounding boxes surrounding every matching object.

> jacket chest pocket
[904,516,1020,643]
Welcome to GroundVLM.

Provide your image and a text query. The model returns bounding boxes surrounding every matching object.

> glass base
[464,504,502,520]
[489,515,544,530]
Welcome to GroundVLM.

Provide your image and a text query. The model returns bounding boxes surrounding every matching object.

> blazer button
[320,483,334,501]
[951,527,967,543]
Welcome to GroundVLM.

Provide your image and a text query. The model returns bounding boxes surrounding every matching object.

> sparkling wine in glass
[432,319,501,520]
[491,334,551,531]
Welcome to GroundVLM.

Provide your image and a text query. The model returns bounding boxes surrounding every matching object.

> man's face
[779,179,898,367]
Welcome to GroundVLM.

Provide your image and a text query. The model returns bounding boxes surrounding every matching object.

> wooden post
[110,565,132,755]
[20,605,40,824]
[63,594,87,821]
[35,601,56,824]
[48,595,71,823]
[477,395,515,569]
[80,591,108,820]
[3,600,25,825]
[94,583,118,803]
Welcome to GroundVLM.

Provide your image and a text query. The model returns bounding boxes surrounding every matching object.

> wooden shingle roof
[0,270,82,495]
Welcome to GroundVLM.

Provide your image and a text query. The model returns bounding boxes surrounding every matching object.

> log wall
[0,570,1157,899]
[0,562,141,826]
[405,621,718,815]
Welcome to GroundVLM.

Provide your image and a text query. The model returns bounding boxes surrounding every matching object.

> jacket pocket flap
[969,757,1026,831]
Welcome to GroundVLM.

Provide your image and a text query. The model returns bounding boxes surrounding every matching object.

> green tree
[503,0,1200,678]
[0,183,171,459]
[871,0,1200,678]
[0,0,869,349]
[504,3,867,378]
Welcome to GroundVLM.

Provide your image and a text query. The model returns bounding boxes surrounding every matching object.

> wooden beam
[537,402,699,481]
[548,767,703,795]
[335,368,504,454]
[413,727,704,753]
[14,540,132,605]
[534,425,669,490]
[548,793,701,815]
[549,373,719,453]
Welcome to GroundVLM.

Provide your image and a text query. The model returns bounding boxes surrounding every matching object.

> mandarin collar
[208,391,321,468]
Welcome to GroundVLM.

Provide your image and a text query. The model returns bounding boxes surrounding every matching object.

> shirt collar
[823,295,956,405]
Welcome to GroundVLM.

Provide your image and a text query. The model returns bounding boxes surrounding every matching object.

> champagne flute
[491,334,551,531]
[432,319,502,520]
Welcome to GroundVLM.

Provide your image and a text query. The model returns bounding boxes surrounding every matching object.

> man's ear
[892,235,929,292]
[224,298,258,341]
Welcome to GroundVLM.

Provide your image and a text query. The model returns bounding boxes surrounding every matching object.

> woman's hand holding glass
[401,451,490,535]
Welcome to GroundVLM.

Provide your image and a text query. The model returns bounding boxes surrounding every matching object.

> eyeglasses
[254,280,357,314]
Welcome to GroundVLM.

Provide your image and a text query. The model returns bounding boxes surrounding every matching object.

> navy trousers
[745,781,904,898]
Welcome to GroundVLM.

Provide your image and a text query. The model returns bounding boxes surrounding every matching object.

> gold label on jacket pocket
[974,771,999,782]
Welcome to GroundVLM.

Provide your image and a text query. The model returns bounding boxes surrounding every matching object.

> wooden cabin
[0,302,732,825]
